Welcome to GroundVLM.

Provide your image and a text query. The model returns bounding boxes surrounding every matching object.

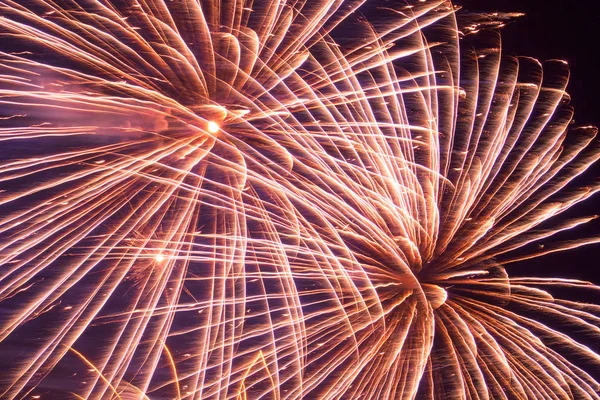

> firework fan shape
[0,0,599,398]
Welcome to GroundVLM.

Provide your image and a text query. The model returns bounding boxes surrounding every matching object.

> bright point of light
[155,254,165,263]
[207,121,219,134]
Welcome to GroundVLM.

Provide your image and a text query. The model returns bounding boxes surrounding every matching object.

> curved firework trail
[0,0,599,398]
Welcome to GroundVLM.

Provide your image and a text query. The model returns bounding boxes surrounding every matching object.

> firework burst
[0,0,599,398]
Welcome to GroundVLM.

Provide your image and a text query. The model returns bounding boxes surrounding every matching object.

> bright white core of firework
[207,121,220,134]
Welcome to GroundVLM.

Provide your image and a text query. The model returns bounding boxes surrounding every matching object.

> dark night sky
[458,0,600,284]
[460,1,599,123]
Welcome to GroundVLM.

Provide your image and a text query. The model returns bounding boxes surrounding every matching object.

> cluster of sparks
[0,0,599,399]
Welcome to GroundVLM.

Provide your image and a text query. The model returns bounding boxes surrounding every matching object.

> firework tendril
[0,0,599,399]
